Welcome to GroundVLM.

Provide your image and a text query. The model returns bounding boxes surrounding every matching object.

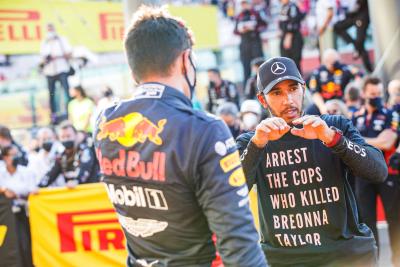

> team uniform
[352,107,400,264]
[94,83,266,267]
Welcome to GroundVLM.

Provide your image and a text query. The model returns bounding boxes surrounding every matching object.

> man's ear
[257,93,268,109]
[181,49,191,74]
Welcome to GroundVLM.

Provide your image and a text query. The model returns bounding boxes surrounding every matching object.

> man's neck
[366,104,376,115]
[6,165,16,175]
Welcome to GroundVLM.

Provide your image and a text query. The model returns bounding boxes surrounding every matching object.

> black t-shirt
[237,115,387,266]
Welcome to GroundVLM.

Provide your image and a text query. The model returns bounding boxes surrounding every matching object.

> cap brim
[262,76,305,95]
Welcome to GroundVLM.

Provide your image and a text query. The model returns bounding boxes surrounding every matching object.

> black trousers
[355,175,400,266]
[14,207,34,267]
[280,31,303,74]
[46,72,71,118]
[240,38,263,86]
[334,15,373,72]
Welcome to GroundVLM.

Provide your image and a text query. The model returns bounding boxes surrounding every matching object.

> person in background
[278,0,304,73]
[234,0,266,84]
[0,145,36,267]
[92,86,120,130]
[334,0,372,72]
[40,23,72,124]
[325,99,349,117]
[38,121,99,188]
[352,77,400,265]
[207,68,240,113]
[68,85,95,133]
[344,82,362,117]
[387,79,400,111]
[306,48,362,115]
[0,125,28,166]
[240,99,262,131]
[216,102,242,138]
[245,57,265,100]
[28,127,65,187]
[315,0,336,57]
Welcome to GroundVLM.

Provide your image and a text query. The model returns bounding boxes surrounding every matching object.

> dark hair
[124,6,194,81]
[57,121,77,134]
[0,125,12,140]
[344,84,360,101]
[73,85,87,98]
[207,68,221,76]
[363,77,382,92]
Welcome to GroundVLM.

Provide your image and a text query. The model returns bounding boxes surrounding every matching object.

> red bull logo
[96,113,167,147]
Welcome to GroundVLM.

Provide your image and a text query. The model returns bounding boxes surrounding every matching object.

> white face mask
[242,113,259,131]
[47,31,57,39]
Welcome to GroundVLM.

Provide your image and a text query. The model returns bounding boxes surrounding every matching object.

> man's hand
[251,118,291,148]
[4,189,16,199]
[291,115,335,144]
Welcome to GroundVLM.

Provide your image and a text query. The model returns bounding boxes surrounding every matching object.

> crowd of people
[1,0,400,266]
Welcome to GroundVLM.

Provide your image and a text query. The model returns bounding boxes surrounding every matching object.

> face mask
[209,81,216,88]
[183,54,197,99]
[47,31,57,39]
[11,156,19,168]
[62,140,75,150]
[393,104,400,112]
[104,89,113,97]
[368,97,383,109]
[42,141,53,152]
[242,113,259,130]
[34,146,40,153]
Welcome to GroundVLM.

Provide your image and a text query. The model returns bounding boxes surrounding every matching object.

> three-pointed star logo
[271,62,286,75]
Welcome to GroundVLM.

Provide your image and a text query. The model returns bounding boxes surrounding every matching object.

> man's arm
[364,129,397,151]
[195,121,266,267]
[236,132,264,189]
[76,147,96,183]
[38,159,62,187]
[328,116,388,183]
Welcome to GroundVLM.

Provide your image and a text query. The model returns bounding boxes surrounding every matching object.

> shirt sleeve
[326,115,388,183]
[194,120,266,267]
[76,147,96,183]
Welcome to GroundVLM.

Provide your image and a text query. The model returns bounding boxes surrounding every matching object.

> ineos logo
[271,62,286,75]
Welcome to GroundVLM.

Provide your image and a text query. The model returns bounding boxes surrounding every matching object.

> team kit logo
[271,62,286,75]
[96,112,166,147]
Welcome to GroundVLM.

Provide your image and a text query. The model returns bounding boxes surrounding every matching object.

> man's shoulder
[320,114,350,131]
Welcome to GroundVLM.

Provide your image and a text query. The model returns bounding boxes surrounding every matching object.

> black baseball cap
[257,57,304,95]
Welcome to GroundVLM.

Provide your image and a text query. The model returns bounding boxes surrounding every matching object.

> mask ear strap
[183,52,196,99]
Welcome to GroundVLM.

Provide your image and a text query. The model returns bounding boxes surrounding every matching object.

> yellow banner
[29,183,127,267]
[0,0,218,54]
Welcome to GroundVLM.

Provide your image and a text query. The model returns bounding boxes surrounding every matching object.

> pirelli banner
[29,183,128,267]
[0,0,218,54]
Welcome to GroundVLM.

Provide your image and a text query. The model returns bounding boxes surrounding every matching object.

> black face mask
[104,90,113,97]
[34,147,40,153]
[42,141,53,152]
[62,140,75,150]
[368,97,383,109]
[183,54,197,99]
[209,81,216,88]
[11,156,19,168]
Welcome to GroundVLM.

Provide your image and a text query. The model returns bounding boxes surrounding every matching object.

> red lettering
[113,150,126,176]
[140,161,153,180]
[0,10,42,42]
[57,209,118,252]
[99,12,124,41]
[126,151,140,177]
[158,152,166,182]
[98,229,125,250]
[82,230,92,251]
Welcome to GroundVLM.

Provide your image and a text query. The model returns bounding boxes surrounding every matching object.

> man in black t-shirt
[237,57,387,266]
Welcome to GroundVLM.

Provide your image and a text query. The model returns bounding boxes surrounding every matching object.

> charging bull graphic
[96,112,167,147]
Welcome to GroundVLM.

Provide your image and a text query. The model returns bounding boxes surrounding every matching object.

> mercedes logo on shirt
[271,62,286,75]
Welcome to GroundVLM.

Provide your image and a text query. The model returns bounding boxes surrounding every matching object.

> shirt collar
[133,82,193,108]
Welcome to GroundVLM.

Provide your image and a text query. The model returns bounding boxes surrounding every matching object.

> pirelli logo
[0,9,42,41]
[0,225,7,247]
[99,12,124,41]
[57,209,125,253]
